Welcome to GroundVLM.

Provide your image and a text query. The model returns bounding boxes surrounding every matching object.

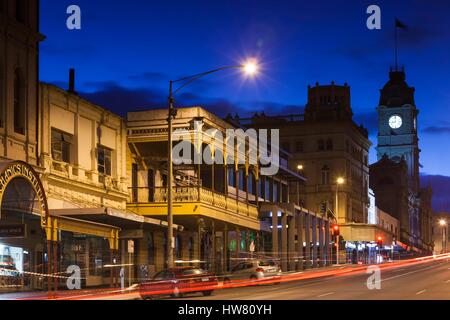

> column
[319,219,326,267]
[288,215,296,271]
[272,211,279,262]
[281,213,288,272]
[223,225,228,273]
[236,227,241,261]
[296,212,304,271]
[312,216,318,268]
[325,220,331,266]
[211,221,216,273]
[304,214,311,269]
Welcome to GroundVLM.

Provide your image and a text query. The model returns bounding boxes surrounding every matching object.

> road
[177,257,450,300]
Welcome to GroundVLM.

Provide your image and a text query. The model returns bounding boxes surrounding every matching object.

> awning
[50,207,182,231]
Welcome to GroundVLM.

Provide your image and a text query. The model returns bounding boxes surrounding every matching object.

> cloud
[422,126,450,134]
[78,82,166,115]
[128,72,167,82]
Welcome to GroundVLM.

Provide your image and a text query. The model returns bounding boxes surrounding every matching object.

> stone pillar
[325,220,331,266]
[312,216,318,268]
[281,212,288,272]
[296,211,304,270]
[304,214,311,269]
[272,211,279,261]
[211,221,216,273]
[319,219,326,267]
[236,227,241,261]
[223,225,228,273]
[288,215,296,271]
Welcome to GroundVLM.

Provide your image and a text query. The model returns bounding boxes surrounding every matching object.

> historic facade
[127,106,334,273]
[236,83,376,250]
[372,67,433,253]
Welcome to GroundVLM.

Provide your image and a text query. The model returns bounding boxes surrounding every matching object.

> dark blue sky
[40,0,450,178]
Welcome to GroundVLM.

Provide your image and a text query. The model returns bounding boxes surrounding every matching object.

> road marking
[381,265,437,282]
[317,292,335,298]
[416,290,426,295]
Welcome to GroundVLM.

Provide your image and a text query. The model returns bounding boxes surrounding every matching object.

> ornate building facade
[372,67,433,253]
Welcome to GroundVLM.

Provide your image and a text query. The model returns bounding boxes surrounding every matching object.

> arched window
[14,69,26,135]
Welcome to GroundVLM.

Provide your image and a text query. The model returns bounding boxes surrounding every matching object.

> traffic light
[377,236,383,248]
[320,202,327,215]
[332,224,340,237]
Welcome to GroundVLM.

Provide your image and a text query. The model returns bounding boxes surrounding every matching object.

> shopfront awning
[50,207,182,232]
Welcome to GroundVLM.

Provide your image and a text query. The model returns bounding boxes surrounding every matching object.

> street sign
[127,240,134,254]
[0,224,26,238]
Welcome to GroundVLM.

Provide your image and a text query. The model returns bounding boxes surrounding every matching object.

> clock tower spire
[376,67,420,193]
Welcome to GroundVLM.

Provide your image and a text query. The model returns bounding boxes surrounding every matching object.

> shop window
[98,145,112,177]
[51,129,72,163]
[13,69,26,135]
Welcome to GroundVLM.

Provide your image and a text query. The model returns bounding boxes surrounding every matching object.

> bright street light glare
[439,219,447,226]
[242,60,259,76]
[337,177,345,185]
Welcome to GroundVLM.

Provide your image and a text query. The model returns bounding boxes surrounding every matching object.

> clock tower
[376,67,420,193]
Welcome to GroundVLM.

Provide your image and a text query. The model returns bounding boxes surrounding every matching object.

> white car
[224,260,282,284]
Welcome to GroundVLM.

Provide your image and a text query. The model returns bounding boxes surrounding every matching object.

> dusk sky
[40,0,450,183]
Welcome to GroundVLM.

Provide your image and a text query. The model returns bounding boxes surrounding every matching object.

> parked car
[139,267,218,299]
[223,260,282,284]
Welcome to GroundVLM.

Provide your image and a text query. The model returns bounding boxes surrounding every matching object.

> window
[248,172,254,195]
[238,169,245,191]
[326,139,333,150]
[318,139,325,151]
[15,0,27,24]
[131,163,138,203]
[51,129,72,163]
[228,167,235,187]
[321,166,330,185]
[98,145,112,176]
[14,69,25,135]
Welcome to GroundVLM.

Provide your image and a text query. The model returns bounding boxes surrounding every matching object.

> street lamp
[439,219,447,254]
[297,164,304,171]
[166,60,259,268]
[334,177,345,264]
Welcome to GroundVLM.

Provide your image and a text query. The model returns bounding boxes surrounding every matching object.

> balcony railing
[129,186,258,219]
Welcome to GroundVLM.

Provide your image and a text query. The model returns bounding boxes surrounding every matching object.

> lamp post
[335,177,344,264]
[439,219,447,254]
[166,60,259,268]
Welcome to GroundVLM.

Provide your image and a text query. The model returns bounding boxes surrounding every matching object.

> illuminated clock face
[388,115,403,129]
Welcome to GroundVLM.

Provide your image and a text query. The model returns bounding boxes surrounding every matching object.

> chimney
[68,68,76,93]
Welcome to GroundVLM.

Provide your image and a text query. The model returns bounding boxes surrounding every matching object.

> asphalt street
[177,258,450,300]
